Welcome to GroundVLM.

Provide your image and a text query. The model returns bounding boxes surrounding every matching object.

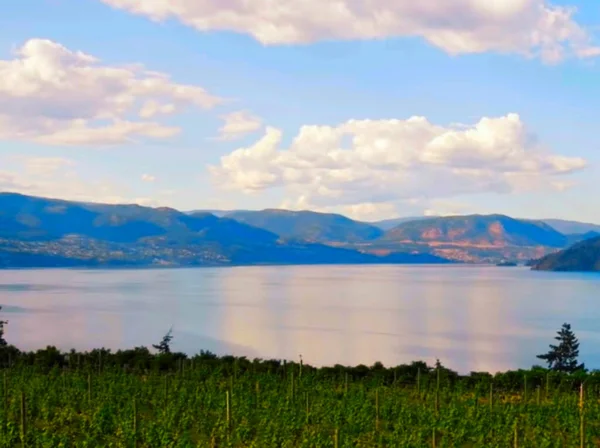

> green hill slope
[532,237,600,272]
[227,209,384,242]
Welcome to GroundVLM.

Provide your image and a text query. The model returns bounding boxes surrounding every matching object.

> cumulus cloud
[209,113,587,216]
[0,39,223,146]
[217,110,263,140]
[99,0,599,62]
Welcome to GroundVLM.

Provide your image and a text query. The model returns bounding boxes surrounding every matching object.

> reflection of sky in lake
[0,265,599,373]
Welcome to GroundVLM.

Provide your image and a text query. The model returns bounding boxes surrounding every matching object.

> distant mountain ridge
[380,214,567,247]
[370,216,428,230]
[186,209,600,240]
[0,193,277,245]
[203,209,599,264]
[0,193,448,268]
[226,209,384,243]
[532,236,600,272]
[2,192,599,267]
[540,219,600,235]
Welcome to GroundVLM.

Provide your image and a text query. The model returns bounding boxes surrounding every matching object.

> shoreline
[0,344,595,379]
[3,262,537,272]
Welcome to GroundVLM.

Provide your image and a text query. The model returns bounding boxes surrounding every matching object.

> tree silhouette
[0,306,8,347]
[152,328,173,354]
[537,323,584,373]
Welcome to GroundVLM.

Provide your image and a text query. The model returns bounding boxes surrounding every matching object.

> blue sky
[1,0,600,222]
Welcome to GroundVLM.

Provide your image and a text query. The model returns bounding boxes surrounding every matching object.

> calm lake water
[0,265,599,373]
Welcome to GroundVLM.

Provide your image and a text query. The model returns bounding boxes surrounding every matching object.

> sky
[1,0,600,223]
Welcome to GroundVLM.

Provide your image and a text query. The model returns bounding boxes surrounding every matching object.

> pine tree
[537,323,584,373]
[0,306,8,347]
[152,328,173,354]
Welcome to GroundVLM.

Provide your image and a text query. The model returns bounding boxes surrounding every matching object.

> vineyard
[0,348,599,447]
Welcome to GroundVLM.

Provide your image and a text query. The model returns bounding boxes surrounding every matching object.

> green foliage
[0,349,598,445]
[537,323,585,373]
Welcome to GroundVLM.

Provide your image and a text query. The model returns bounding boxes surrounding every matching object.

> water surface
[0,265,598,373]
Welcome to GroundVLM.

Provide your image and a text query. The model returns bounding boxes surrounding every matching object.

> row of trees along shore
[0,307,594,390]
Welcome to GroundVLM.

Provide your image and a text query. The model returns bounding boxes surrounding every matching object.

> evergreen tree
[537,323,584,373]
[152,328,173,354]
[0,306,8,347]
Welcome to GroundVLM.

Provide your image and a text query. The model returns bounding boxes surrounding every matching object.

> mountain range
[0,193,447,268]
[1,192,599,269]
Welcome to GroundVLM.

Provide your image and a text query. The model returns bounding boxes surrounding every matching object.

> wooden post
[3,372,7,435]
[580,382,585,448]
[226,391,230,430]
[291,370,295,402]
[435,366,440,414]
[87,374,92,405]
[20,391,25,448]
[133,397,138,447]
[255,381,260,409]
[305,392,309,424]
[375,389,380,432]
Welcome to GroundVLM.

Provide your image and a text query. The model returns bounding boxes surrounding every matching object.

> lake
[0,265,599,373]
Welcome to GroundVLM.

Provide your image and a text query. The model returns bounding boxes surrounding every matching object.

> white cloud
[280,199,400,222]
[141,173,156,182]
[210,113,587,214]
[423,199,477,217]
[0,156,163,206]
[217,110,263,140]
[0,39,223,146]
[99,0,599,62]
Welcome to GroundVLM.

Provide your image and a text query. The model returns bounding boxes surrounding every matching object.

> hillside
[0,193,278,246]
[565,231,600,246]
[227,209,384,243]
[0,193,448,268]
[542,219,600,235]
[352,214,569,263]
[370,216,426,231]
[531,236,600,272]
[381,214,567,247]
[186,209,250,217]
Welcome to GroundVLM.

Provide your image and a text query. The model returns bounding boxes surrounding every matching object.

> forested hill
[226,209,383,242]
[532,236,600,272]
